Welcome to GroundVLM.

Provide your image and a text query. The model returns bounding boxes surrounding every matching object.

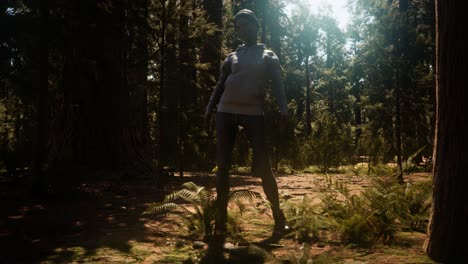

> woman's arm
[205,55,232,115]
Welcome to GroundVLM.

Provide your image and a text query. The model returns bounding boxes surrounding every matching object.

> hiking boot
[272,211,291,238]
[272,223,291,238]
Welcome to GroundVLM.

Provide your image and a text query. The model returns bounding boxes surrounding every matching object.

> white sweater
[206,44,288,116]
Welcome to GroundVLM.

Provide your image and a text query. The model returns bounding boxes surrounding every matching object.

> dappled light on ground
[1,171,435,263]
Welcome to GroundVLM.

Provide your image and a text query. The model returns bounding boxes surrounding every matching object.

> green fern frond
[247,244,280,264]
[230,189,263,212]
[181,181,201,192]
[181,181,214,204]
[231,189,263,201]
[143,202,192,216]
[164,189,200,204]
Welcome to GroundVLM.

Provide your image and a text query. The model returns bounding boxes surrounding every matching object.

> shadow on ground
[0,172,259,263]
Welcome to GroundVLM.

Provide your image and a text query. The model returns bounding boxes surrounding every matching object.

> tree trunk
[201,0,223,170]
[159,0,178,169]
[305,55,311,137]
[394,69,404,182]
[131,0,150,148]
[201,0,223,89]
[49,0,154,183]
[424,0,468,262]
[177,0,196,176]
[157,0,166,171]
[353,83,362,151]
[394,0,409,183]
[31,0,49,196]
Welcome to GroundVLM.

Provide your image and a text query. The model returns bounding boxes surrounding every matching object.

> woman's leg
[214,112,237,234]
[207,113,237,261]
[241,115,286,234]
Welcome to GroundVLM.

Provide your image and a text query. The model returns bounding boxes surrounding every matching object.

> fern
[321,174,432,244]
[402,146,426,174]
[143,182,263,242]
[246,244,281,264]
[230,189,264,213]
[283,195,328,243]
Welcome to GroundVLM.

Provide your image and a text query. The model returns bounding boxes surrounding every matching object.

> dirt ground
[0,171,436,263]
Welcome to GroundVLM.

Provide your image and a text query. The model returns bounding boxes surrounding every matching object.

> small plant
[245,244,281,264]
[143,182,262,242]
[283,196,328,243]
[285,243,313,264]
[399,180,432,231]
[321,182,375,244]
[321,176,394,243]
[402,147,426,174]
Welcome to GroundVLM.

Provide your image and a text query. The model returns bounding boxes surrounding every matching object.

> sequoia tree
[424,0,468,262]
[47,0,154,184]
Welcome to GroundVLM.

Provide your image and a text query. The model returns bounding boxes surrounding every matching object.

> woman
[204,9,289,256]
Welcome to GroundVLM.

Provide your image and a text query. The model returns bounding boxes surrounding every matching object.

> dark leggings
[215,112,282,233]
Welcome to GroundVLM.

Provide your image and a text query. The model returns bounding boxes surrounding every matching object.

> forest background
[2,0,452,263]
[0,0,435,186]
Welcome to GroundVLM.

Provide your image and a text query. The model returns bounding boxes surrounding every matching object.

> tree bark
[424,0,468,262]
[49,0,155,182]
[394,0,409,183]
[177,0,196,176]
[201,0,223,89]
[394,69,403,182]
[305,55,312,137]
[31,0,49,196]
[159,0,178,169]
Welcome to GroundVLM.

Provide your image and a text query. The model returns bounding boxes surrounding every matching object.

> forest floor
[0,169,437,264]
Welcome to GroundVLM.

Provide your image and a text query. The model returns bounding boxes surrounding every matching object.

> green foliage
[230,165,252,175]
[368,163,396,176]
[402,146,427,174]
[143,182,262,242]
[1,0,436,186]
[321,175,432,244]
[309,112,354,172]
[399,180,432,232]
[321,177,375,244]
[283,196,327,243]
[245,244,282,264]
[0,75,34,174]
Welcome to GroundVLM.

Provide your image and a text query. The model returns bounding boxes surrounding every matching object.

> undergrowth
[143,181,263,242]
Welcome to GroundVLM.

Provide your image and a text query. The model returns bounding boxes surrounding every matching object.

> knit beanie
[234,9,260,28]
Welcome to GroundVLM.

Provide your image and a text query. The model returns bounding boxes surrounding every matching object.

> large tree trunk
[177,0,196,175]
[201,0,222,89]
[393,0,409,183]
[200,0,223,170]
[31,0,49,196]
[128,0,150,149]
[424,0,468,262]
[90,0,154,173]
[49,0,154,185]
[159,0,178,169]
